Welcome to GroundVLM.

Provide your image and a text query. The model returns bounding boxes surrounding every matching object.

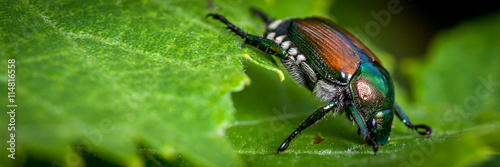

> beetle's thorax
[349,62,395,117]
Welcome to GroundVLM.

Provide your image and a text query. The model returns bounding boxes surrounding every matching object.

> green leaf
[2,0,499,166]
[0,0,263,166]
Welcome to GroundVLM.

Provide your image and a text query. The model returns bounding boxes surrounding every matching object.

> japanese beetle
[207,9,432,154]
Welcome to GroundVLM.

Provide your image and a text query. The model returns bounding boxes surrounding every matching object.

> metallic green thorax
[350,62,395,115]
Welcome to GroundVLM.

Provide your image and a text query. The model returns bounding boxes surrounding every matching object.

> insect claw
[413,124,432,137]
[367,137,378,154]
[205,13,215,18]
[277,138,291,153]
[373,144,378,154]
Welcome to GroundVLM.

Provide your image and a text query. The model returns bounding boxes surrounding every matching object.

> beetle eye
[371,118,376,128]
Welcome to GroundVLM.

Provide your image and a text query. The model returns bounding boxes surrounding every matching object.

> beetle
[207,9,432,153]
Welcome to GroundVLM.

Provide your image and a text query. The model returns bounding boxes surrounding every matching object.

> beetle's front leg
[347,104,378,153]
[277,102,337,153]
[207,14,288,58]
[394,103,432,136]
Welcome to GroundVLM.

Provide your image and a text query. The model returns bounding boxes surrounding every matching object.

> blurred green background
[1,0,499,166]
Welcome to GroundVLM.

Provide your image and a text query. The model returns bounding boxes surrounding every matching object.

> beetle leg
[347,105,368,139]
[250,8,273,25]
[394,103,432,136]
[347,104,379,153]
[245,35,288,57]
[207,14,288,58]
[277,102,337,153]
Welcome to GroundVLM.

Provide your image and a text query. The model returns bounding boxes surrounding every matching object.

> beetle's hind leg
[394,103,432,136]
[207,13,288,58]
[250,8,273,25]
[277,102,337,153]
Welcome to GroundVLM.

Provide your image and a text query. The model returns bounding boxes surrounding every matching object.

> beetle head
[350,62,395,144]
[368,109,394,145]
